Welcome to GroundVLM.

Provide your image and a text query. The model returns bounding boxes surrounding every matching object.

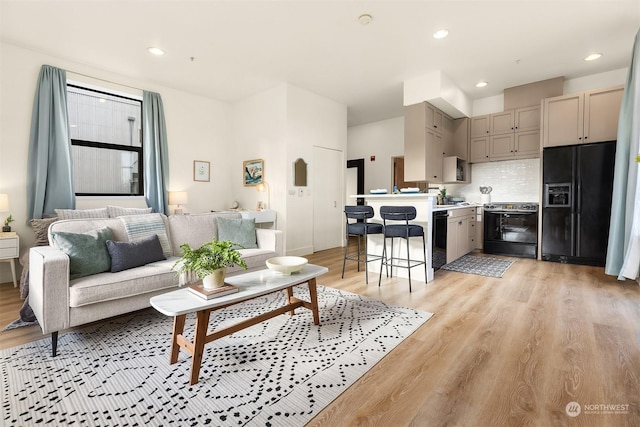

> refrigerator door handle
[571,212,576,256]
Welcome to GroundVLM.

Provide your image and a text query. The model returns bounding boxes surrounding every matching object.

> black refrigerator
[541,141,616,266]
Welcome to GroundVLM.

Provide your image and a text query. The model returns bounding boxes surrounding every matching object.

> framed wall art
[193,160,210,182]
[243,159,264,186]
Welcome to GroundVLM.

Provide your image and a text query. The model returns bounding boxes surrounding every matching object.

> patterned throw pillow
[50,227,113,280]
[107,206,153,218]
[106,235,165,272]
[216,217,258,249]
[54,208,109,220]
[119,213,172,258]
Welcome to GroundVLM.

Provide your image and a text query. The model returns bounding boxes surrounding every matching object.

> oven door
[484,210,538,258]
[485,211,537,243]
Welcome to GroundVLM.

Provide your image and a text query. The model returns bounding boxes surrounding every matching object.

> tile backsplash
[444,158,540,204]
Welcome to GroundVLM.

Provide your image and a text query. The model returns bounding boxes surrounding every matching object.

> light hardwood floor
[2,249,640,426]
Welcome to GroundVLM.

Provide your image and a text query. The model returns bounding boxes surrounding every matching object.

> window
[67,84,143,196]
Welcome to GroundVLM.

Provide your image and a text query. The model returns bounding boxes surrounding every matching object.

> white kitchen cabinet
[543,86,623,147]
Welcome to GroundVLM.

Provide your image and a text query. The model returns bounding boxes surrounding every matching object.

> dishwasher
[432,210,448,270]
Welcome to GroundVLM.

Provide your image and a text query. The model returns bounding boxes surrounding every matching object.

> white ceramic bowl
[266,256,308,275]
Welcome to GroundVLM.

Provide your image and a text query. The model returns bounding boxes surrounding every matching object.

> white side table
[0,232,19,287]
[239,209,277,229]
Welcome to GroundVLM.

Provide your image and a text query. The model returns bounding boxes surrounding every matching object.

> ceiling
[1,1,639,126]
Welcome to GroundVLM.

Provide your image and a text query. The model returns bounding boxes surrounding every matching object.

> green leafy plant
[173,238,247,279]
[4,214,13,226]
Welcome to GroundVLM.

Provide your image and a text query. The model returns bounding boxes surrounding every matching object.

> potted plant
[173,238,247,289]
[3,214,13,232]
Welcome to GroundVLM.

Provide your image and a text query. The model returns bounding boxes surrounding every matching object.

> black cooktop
[483,202,538,212]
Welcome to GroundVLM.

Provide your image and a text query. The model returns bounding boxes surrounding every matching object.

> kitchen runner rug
[441,255,514,278]
[1,285,432,427]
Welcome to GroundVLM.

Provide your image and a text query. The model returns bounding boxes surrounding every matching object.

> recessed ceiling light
[476,81,488,88]
[358,14,372,25]
[433,29,449,39]
[584,53,602,61]
[148,47,165,56]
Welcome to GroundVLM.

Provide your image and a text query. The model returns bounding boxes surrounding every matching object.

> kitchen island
[353,193,438,283]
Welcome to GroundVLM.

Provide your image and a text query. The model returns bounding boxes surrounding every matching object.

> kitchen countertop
[433,203,480,212]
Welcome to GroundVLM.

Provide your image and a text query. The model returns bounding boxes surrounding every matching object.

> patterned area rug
[441,255,514,277]
[1,286,432,426]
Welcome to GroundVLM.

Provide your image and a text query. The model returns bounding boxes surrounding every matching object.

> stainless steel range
[483,202,539,258]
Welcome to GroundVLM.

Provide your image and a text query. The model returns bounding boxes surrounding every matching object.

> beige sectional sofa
[29,211,283,355]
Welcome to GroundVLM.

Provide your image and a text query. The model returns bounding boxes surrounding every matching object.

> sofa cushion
[49,218,130,245]
[55,208,109,220]
[68,258,179,307]
[217,217,258,249]
[168,212,242,255]
[119,213,172,258]
[106,235,166,273]
[50,227,113,280]
[107,205,153,217]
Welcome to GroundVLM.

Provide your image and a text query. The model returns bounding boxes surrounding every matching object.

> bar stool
[378,205,427,292]
[342,205,384,284]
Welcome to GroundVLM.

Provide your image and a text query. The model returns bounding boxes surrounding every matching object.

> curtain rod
[65,69,146,93]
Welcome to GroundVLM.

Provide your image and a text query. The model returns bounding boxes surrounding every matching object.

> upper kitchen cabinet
[471,115,491,138]
[514,105,541,132]
[490,111,514,135]
[543,86,623,147]
[470,105,541,163]
[426,103,444,134]
[444,117,469,160]
[469,135,490,163]
[404,102,447,183]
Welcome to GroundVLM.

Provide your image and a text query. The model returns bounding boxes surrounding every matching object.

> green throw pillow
[216,217,257,249]
[50,227,113,280]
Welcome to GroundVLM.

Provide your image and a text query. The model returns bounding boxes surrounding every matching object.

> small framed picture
[243,159,264,186]
[256,201,265,211]
[193,160,210,182]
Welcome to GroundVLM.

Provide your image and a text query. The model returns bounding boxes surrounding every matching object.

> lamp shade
[0,194,9,212]
[168,191,188,206]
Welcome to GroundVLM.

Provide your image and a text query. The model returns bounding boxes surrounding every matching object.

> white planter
[202,268,226,290]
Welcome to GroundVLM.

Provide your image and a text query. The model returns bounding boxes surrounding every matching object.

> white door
[313,146,343,251]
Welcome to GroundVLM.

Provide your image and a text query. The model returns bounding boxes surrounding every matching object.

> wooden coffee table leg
[286,287,295,316]
[308,278,320,325]
[190,309,211,385]
[170,314,186,364]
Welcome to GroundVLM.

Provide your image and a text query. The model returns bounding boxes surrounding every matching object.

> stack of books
[188,283,239,300]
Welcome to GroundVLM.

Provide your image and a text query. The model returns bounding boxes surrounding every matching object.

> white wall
[0,42,233,282]
[285,85,347,255]
[231,84,347,256]
[347,117,405,194]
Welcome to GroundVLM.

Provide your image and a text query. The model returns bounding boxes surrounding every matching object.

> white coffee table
[150,264,328,385]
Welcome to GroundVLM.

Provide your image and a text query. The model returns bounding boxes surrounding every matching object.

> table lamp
[169,191,188,215]
[256,182,270,210]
